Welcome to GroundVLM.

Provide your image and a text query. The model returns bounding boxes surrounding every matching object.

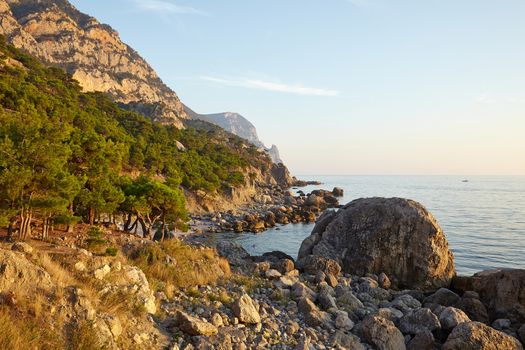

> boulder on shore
[297,197,456,291]
[442,321,524,350]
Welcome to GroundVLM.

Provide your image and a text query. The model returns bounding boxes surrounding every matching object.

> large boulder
[452,269,525,324]
[0,249,55,293]
[297,197,455,291]
[361,315,406,350]
[442,321,524,350]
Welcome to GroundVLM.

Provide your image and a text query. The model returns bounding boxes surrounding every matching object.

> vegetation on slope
[0,36,272,239]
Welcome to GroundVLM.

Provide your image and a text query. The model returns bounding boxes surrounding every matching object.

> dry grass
[0,307,64,350]
[127,239,231,290]
[69,320,100,350]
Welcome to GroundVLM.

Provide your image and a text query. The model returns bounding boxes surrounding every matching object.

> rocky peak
[0,0,187,127]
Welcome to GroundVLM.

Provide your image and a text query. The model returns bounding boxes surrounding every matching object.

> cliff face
[184,105,284,164]
[0,0,186,126]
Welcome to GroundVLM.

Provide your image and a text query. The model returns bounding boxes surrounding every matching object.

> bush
[105,246,118,256]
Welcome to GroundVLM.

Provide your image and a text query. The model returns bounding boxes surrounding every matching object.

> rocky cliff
[184,105,284,164]
[0,0,187,127]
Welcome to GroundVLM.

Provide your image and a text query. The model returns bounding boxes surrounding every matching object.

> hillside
[0,36,289,236]
[0,0,187,126]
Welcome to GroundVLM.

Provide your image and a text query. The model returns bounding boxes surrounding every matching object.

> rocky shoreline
[188,185,345,235]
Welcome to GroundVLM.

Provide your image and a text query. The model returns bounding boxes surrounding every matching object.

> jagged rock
[297,198,456,291]
[11,242,33,254]
[0,249,55,293]
[176,311,218,336]
[407,329,434,350]
[232,294,261,324]
[337,290,365,312]
[120,265,157,314]
[361,315,406,350]
[399,308,441,335]
[439,307,471,331]
[297,297,331,327]
[443,321,524,350]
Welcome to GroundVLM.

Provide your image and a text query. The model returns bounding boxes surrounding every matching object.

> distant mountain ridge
[184,105,284,164]
[0,0,187,126]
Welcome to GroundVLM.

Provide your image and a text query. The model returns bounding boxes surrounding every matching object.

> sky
[69,0,525,175]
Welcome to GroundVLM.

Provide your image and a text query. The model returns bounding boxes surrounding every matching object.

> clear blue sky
[70,0,525,175]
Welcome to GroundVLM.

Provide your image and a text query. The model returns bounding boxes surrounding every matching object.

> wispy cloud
[133,0,208,16]
[201,76,340,97]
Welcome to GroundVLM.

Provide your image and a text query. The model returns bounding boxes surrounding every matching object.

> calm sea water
[207,176,525,276]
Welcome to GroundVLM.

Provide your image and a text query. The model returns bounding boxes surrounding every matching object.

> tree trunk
[123,213,133,231]
[88,207,95,225]
[66,202,74,233]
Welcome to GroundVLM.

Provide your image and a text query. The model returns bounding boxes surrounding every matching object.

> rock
[443,321,524,350]
[518,324,525,343]
[305,194,324,207]
[286,320,300,336]
[297,198,455,291]
[265,269,282,279]
[216,241,250,267]
[361,315,406,350]
[296,255,341,277]
[424,288,460,307]
[317,290,337,310]
[74,261,87,272]
[407,329,434,350]
[295,337,311,350]
[391,294,421,314]
[332,187,344,197]
[101,314,122,339]
[378,307,404,323]
[330,331,366,349]
[455,294,489,323]
[292,282,316,301]
[451,269,525,324]
[94,264,111,280]
[298,297,331,327]
[176,311,218,336]
[210,313,223,327]
[379,273,391,289]
[11,242,33,254]
[121,266,157,314]
[0,249,55,293]
[276,259,295,274]
[337,290,364,312]
[335,310,354,330]
[492,318,511,330]
[399,308,441,335]
[439,307,471,331]
[232,294,261,324]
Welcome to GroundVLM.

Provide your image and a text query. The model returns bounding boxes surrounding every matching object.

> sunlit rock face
[298,197,456,291]
[0,0,187,127]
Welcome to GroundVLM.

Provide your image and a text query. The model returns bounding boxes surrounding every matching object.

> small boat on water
[462,179,469,183]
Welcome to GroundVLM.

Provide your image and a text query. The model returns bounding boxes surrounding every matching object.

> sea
[206,176,525,276]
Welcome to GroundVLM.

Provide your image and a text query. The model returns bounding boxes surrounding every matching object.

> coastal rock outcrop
[442,321,524,350]
[297,197,456,291]
[452,269,525,324]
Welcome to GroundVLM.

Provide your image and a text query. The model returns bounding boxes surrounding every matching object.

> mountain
[0,0,187,127]
[184,105,284,164]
